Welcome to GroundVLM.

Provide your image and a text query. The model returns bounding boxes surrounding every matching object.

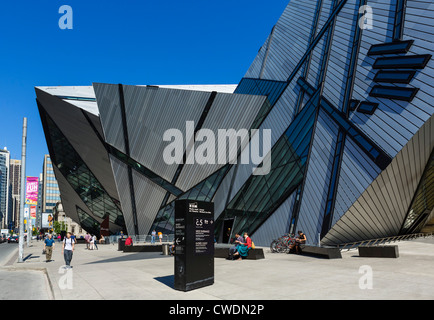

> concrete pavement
[2,236,434,300]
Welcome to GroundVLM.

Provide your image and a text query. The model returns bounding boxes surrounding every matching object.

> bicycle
[270,234,296,253]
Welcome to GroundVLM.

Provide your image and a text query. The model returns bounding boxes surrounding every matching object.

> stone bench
[358,245,399,258]
[214,244,265,260]
[299,245,342,259]
[123,245,164,253]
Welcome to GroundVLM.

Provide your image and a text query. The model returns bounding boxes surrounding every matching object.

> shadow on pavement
[154,275,174,289]
[84,252,173,265]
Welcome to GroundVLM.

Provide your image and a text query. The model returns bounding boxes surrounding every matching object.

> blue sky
[0,0,288,178]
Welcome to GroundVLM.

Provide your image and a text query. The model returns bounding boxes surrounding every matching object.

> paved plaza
[1,237,433,300]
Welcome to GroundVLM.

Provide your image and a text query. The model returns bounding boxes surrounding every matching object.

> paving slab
[4,237,434,300]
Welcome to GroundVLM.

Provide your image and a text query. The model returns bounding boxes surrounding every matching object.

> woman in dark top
[295,231,306,254]
[289,231,307,254]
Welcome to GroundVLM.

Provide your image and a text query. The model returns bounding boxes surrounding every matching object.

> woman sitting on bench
[233,232,252,260]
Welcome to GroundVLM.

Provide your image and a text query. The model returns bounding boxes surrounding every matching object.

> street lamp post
[18,118,27,263]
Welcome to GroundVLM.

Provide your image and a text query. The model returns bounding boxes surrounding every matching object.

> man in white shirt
[62,232,75,268]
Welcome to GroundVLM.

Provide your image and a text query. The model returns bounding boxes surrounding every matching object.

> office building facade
[9,159,21,229]
[0,148,12,229]
[36,0,433,246]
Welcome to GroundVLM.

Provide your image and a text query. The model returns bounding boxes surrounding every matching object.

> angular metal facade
[36,0,433,247]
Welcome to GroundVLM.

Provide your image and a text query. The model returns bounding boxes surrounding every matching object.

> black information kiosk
[174,200,214,292]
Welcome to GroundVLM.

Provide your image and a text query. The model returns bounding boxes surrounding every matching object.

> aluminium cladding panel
[174,93,267,192]
[250,191,297,247]
[323,114,434,245]
[257,0,319,81]
[322,0,359,111]
[131,169,167,236]
[296,109,339,246]
[244,33,272,79]
[109,155,135,236]
[350,0,434,159]
[306,37,327,86]
[35,88,120,201]
[211,70,305,221]
[122,85,211,183]
[315,0,335,37]
[93,83,126,154]
[331,135,381,228]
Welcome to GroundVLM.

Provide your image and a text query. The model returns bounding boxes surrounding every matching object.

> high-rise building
[9,159,21,229]
[36,0,433,246]
[0,148,11,229]
[42,155,61,214]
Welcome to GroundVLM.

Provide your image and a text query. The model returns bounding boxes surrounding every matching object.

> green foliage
[53,221,68,234]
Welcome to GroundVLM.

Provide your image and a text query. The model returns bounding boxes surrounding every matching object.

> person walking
[158,232,163,244]
[84,233,90,250]
[62,232,75,268]
[93,234,98,250]
[151,230,156,244]
[44,234,55,262]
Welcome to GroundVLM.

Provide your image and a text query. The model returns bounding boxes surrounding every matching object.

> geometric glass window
[373,55,432,69]
[214,92,319,239]
[374,70,416,83]
[357,101,379,115]
[42,110,124,229]
[367,40,413,56]
[349,99,361,111]
[373,70,416,84]
[235,78,287,129]
[369,85,419,102]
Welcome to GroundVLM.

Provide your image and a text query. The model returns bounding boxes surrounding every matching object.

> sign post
[174,200,214,292]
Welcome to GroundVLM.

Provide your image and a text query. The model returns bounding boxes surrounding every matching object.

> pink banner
[26,177,39,205]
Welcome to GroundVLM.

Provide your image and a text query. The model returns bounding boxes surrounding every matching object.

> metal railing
[107,234,175,245]
[336,232,434,251]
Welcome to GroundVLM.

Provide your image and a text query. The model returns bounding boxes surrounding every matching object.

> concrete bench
[123,245,163,253]
[214,244,265,260]
[299,245,342,259]
[358,245,399,258]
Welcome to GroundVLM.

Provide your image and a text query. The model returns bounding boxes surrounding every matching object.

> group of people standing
[84,233,99,250]
[43,232,75,268]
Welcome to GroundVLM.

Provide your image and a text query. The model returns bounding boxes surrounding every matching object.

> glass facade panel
[43,111,124,229]
[373,55,432,69]
[235,78,287,128]
[149,165,231,234]
[369,85,419,101]
[77,207,101,235]
[373,70,415,83]
[367,40,413,56]
[215,94,317,237]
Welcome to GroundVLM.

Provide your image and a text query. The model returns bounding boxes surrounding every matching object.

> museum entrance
[221,218,236,244]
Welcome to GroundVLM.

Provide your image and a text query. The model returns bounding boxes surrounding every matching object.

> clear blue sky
[0,0,288,178]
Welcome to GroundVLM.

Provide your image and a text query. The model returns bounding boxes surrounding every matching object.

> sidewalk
[4,237,434,300]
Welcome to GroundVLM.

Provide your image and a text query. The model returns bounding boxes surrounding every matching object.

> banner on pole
[25,177,39,205]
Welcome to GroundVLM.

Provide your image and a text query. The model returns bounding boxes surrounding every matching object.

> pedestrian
[43,234,55,262]
[151,230,156,244]
[93,234,98,250]
[84,233,90,250]
[158,232,163,244]
[62,232,75,268]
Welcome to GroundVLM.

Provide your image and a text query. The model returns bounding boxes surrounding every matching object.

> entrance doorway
[221,218,235,244]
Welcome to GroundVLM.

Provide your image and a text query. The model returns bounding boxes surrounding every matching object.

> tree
[53,221,68,234]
